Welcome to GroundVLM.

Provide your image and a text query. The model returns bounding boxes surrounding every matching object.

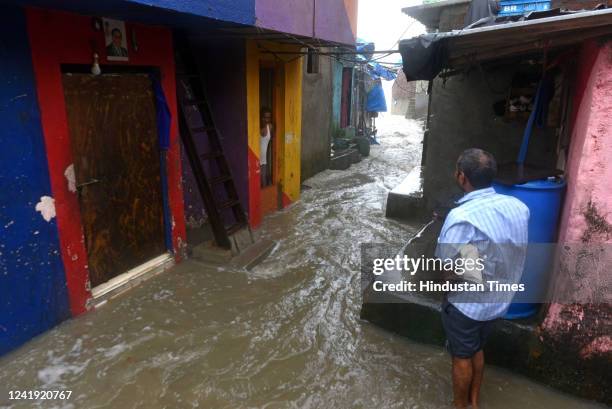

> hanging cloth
[150,74,173,252]
[151,76,171,151]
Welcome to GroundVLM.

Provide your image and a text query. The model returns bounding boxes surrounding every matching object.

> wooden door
[63,73,166,287]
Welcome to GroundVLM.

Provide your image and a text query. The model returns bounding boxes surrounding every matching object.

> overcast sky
[356,0,425,112]
[357,0,425,63]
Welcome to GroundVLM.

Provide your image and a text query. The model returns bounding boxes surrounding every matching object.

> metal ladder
[175,40,249,250]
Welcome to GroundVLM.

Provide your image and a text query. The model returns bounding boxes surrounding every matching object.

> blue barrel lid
[495,178,566,190]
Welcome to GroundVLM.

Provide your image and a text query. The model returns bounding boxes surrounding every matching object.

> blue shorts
[441,300,495,358]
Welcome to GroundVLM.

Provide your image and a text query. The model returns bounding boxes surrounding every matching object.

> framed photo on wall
[103,18,129,61]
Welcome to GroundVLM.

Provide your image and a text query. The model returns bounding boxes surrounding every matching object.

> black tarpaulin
[399,34,448,81]
[464,0,499,27]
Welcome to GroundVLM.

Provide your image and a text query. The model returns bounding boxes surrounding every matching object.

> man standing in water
[435,149,529,409]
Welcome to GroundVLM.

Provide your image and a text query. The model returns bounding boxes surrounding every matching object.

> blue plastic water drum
[493,178,566,319]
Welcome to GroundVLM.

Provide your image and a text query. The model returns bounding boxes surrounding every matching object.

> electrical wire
[386,20,418,50]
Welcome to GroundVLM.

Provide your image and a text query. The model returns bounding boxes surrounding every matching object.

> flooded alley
[0,117,603,409]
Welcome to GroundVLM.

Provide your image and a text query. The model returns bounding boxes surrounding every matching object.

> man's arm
[435,221,476,281]
[435,221,475,259]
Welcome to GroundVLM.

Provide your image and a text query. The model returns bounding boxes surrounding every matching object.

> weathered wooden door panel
[340,68,352,128]
[62,73,165,287]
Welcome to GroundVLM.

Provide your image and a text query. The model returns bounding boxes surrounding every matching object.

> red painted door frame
[26,8,187,315]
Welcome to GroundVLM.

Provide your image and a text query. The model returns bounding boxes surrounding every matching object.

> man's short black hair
[456,148,497,189]
[111,28,122,37]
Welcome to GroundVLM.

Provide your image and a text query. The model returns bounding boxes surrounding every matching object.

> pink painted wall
[255,0,357,46]
[542,39,612,359]
[556,41,612,247]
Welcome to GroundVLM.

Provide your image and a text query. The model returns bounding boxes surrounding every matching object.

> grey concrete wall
[423,66,558,210]
[414,93,429,120]
[301,52,334,181]
[439,4,469,31]
[392,71,414,116]
[392,99,411,116]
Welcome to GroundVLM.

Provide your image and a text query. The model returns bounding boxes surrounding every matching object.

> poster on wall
[103,18,129,61]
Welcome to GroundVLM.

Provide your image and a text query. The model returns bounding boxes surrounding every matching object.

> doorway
[341,67,353,128]
[62,73,166,288]
[259,62,284,217]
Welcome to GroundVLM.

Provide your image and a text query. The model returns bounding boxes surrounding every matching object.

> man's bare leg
[468,350,484,408]
[452,357,472,409]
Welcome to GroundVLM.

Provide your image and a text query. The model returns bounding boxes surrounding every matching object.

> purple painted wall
[256,0,314,38]
[314,0,357,46]
[181,39,249,233]
[255,0,357,46]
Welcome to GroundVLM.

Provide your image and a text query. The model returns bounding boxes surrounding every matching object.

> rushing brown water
[0,117,603,409]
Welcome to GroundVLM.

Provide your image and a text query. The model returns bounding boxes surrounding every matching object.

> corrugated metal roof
[436,8,612,67]
[402,0,470,29]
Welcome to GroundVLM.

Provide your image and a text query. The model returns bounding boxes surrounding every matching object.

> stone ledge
[385,166,426,220]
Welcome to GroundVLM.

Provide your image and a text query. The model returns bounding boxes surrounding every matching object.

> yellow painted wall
[246,40,261,159]
[282,55,303,203]
[245,40,262,225]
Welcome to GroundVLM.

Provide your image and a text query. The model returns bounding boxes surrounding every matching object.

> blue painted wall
[332,60,344,134]
[125,0,255,25]
[2,0,255,27]
[0,5,70,356]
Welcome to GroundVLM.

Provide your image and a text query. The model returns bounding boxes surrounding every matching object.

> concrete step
[229,239,276,271]
[385,165,425,220]
[191,241,233,264]
[191,229,275,271]
[229,227,255,255]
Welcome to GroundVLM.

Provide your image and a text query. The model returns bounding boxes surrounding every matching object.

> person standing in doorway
[435,148,529,409]
[260,108,273,187]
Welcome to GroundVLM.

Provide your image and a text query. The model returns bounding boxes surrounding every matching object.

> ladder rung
[200,151,223,160]
[218,199,241,210]
[176,45,247,251]
[209,174,232,184]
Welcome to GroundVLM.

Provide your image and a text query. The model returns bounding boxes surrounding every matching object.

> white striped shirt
[435,187,529,321]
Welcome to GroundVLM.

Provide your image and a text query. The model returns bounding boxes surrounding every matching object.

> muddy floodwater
[0,117,603,409]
